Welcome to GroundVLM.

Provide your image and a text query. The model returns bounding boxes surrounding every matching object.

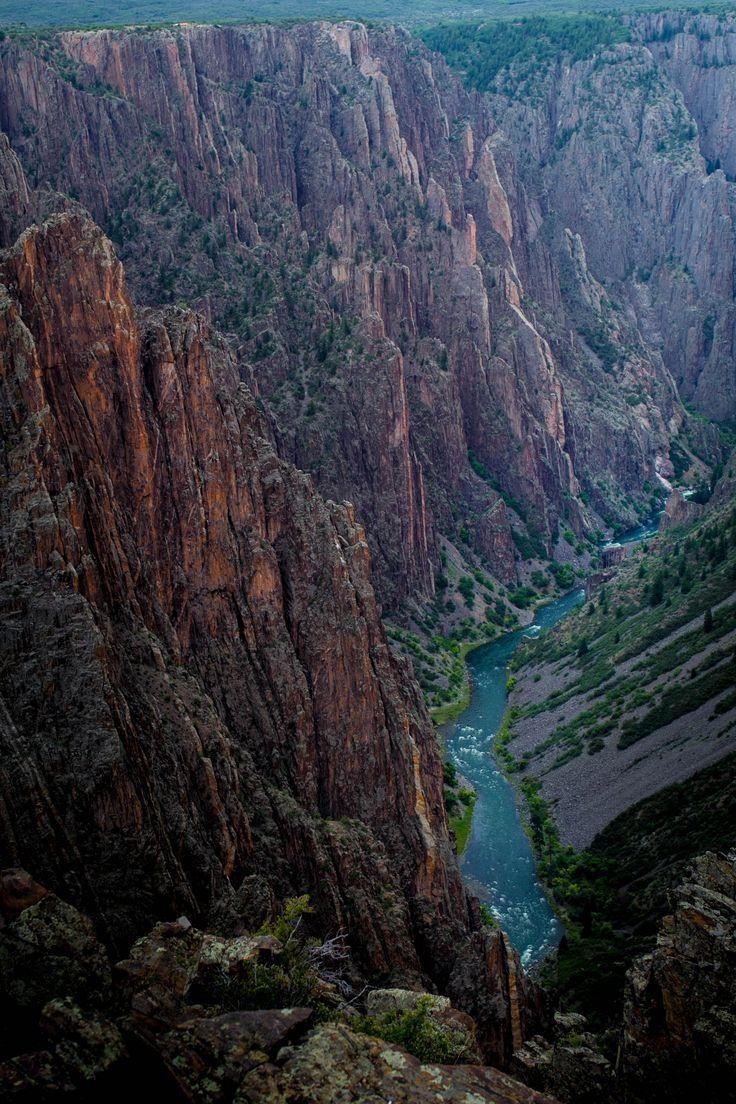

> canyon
[0,187,551,1068]
[0,17,702,623]
[0,9,735,1103]
[477,10,736,423]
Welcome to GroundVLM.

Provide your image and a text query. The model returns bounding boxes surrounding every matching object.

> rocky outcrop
[620,851,736,1103]
[240,1024,561,1104]
[0,22,685,608]
[0,872,556,1103]
[511,1012,613,1104]
[660,488,704,529]
[0,132,28,248]
[0,207,544,1061]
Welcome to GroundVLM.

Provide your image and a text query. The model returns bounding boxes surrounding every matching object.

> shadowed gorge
[0,19,700,622]
[0,8,735,1104]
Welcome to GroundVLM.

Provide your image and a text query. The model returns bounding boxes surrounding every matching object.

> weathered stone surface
[447,929,547,1070]
[365,987,451,1015]
[235,1023,561,1104]
[0,867,50,924]
[620,850,736,1103]
[660,488,704,529]
[39,998,127,1083]
[114,920,204,1000]
[511,1012,613,1104]
[488,13,736,423]
[161,1008,313,1103]
[0,894,111,1016]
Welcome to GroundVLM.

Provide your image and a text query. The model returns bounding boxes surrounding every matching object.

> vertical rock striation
[0,200,543,1063]
[621,851,736,1103]
[0,22,686,606]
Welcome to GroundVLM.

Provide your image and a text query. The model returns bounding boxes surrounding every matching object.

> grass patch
[450,790,477,854]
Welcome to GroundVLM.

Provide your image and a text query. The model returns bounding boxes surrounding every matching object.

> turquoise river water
[444,513,662,967]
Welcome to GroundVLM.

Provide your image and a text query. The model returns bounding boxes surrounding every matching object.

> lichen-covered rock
[365,988,451,1015]
[39,998,127,1084]
[235,1023,561,1103]
[511,1012,613,1104]
[114,919,204,1000]
[0,894,111,1016]
[160,1008,314,1104]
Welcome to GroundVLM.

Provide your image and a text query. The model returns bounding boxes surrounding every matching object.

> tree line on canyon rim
[1,0,723,31]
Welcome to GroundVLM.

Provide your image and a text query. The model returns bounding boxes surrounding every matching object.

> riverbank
[442,513,668,856]
[442,589,587,963]
[503,506,736,847]
[451,791,477,854]
[429,636,489,725]
[429,598,560,725]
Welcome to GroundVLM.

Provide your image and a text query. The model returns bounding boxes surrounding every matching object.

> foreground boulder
[510,1012,613,1104]
[0,873,552,1103]
[237,1023,560,1104]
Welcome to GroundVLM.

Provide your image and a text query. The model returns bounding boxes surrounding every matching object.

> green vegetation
[458,575,475,608]
[0,0,715,33]
[197,895,322,1011]
[449,787,476,854]
[508,499,736,766]
[422,13,631,93]
[518,753,736,1027]
[443,753,476,854]
[386,621,477,721]
[353,995,473,1064]
[495,483,736,1026]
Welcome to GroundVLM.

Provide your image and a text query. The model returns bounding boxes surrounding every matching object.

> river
[443,511,663,967]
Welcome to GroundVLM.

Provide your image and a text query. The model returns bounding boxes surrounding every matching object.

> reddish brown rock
[0,867,50,924]
[0,21,682,607]
[620,851,736,1103]
[160,1008,314,1103]
[0,211,543,1062]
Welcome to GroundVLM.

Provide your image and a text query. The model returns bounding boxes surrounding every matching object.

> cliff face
[621,850,736,1103]
[0,22,685,607]
[0,198,543,1062]
[486,12,736,422]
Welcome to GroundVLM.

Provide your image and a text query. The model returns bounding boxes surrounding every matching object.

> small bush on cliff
[353,996,472,1064]
[458,576,475,607]
[201,896,323,1011]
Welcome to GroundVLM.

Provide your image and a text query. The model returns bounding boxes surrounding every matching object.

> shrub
[353,997,472,1064]
[443,759,459,787]
[199,896,319,1011]
[458,576,475,607]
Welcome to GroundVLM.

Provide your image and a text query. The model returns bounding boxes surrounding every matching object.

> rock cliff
[621,850,736,1103]
[0,870,559,1102]
[484,11,736,422]
[0,201,543,1063]
[0,21,688,608]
